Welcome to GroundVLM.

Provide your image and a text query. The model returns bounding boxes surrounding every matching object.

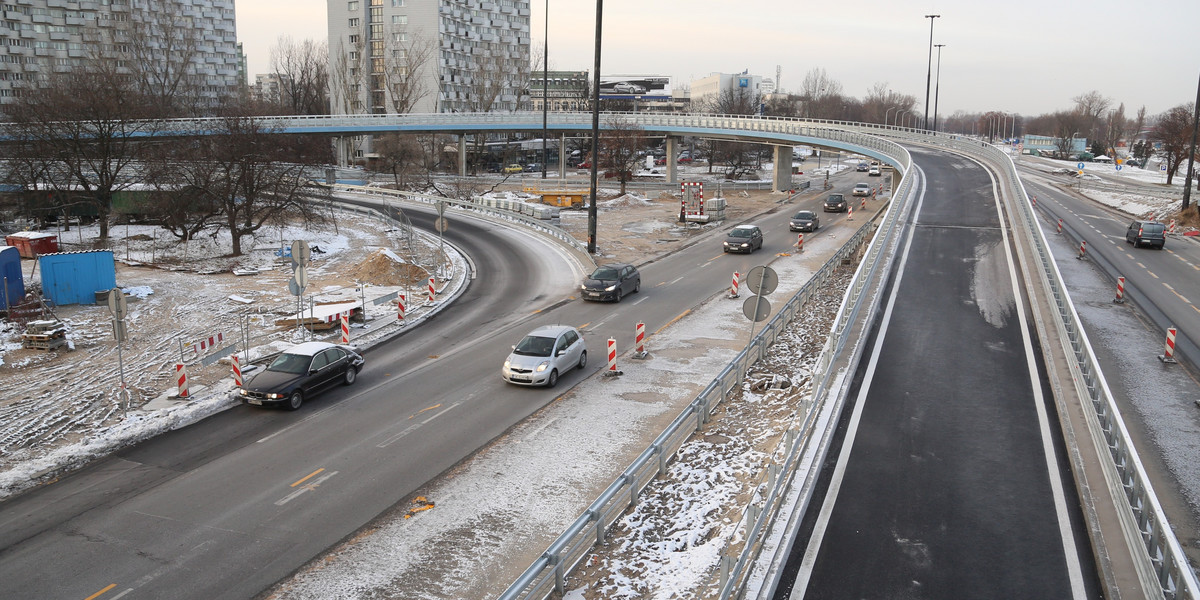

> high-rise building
[0,0,241,109]
[327,0,531,116]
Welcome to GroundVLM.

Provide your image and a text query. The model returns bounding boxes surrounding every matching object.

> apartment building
[0,0,241,109]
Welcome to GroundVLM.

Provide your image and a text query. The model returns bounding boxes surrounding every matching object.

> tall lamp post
[586,0,603,254]
[1183,70,1200,210]
[932,43,945,132]
[923,14,940,132]
[540,0,548,179]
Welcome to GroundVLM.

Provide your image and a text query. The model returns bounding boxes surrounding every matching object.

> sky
[235,0,1200,118]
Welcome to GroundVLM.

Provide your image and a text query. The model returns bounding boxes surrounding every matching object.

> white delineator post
[397,293,406,321]
[634,322,647,359]
[1114,276,1125,304]
[1160,327,1178,364]
[232,354,242,387]
[176,363,189,398]
[730,271,740,298]
[340,312,350,344]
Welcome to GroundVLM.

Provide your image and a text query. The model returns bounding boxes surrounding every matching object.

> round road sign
[742,295,772,322]
[434,217,449,233]
[744,265,778,296]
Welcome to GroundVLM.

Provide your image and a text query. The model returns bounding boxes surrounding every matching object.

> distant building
[253,73,291,105]
[529,70,589,112]
[0,0,241,109]
[689,72,764,111]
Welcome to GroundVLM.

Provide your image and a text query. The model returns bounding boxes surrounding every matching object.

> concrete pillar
[458,135,467,178]
[560,132,567,178]
[666,136,679,184]
[773,146,793,193]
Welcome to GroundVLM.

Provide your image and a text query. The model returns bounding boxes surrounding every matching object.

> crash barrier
[926,135,1200,599]
[498,149,912,599]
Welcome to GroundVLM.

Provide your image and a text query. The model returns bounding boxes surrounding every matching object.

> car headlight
[503,359,511,369]
[239,389,248,396]
[535,361,550,372]
[604,284,617,291]
[580,284,587,291]
[266,393,284,399]
[740,242,749,247]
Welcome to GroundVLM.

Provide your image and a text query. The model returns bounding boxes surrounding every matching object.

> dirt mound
[349,248,429,286]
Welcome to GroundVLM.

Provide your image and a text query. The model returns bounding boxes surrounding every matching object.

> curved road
[776,149,1103,599]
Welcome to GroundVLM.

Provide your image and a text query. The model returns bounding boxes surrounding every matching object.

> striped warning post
[1169,219,1177,235]
[1114,276,1125,304]
[340,312,350,344]
[1057,218,1062,234]
[860,197,866,210]
[796,233,804,252]
[730,271,740,298]
[604,338,620,376]
[1160,327,1178,364]
[847,205,853,221]
[397,293,406,321]
[634,322,647,358]
[232,354,242,387]
[1077,240,1086,260]
[428,277,436,303]
[176,363,189,398]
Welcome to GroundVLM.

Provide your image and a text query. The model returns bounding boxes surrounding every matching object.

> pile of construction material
[21,320,68,351]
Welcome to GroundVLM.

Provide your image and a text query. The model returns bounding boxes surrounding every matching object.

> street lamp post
[886,106,895,126]
[586,0,603,254]
[933,43,945,132]
[540,0,548,179]
[1183,70,1200,210]
[923,14,940,132]
[897,109,910,128]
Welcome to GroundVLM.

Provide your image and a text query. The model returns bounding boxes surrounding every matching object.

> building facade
[689,71,764,112]
[0,0,241,109]
[528,69,588,112]
[327,0,530,116]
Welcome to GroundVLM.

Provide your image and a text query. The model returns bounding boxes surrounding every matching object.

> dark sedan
[581,263,641,302]
[239,341,364,410]
[789,210,820,232]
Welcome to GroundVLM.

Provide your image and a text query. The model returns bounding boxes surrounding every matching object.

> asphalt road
[0,176,879,599]
[776,149,1103,599]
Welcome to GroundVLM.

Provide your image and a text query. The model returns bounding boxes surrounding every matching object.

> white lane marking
[275,470,339,506]
[1163,283,1193,305]
[669,275,686,285]
[632,295,649,305]
[522,417,558,442]
[376,402,462,448]
[794,168,927,594]
[256,404,343,444]
[989,168,1088,599]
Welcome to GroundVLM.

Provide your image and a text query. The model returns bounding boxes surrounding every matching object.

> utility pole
[1183,70,1200,210]
[923,14,940,131]
[933,44,945,132]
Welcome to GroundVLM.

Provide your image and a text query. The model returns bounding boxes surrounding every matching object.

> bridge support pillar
[666,136,679,184]
[559,133,567,178]
[773,146,793,193]
[458,135,467,178]
[334,137,352,168]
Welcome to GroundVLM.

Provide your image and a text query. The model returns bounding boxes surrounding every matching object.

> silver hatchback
[502,325,587,387]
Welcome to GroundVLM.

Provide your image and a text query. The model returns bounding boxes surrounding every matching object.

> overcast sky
[237,0,1199,118]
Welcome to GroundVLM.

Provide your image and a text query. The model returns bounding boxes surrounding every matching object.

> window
[348,17,360,27]
[391,15,406,25]
[347,0,358,9]
[391,0,404,6]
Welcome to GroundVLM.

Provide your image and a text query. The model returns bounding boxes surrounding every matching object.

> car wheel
[578,351,587,369]
[634,280,640,294]
[546,369,559,388]
[286,391,303,411]
[344,367,357,386]
[615,288,623,302]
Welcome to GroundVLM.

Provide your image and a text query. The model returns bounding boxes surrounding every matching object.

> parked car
[823,193,848,212]
[581,263,641,302]
[524,163,542,172]
[503,164,523,174]
[655,156,667,165]
[502,325,587,387]
[868,166,881,176]
[852,183,872,196]
[612,82,646,94]
[789,210,820,232]
[1125,220,1166,249]
[723,224,764,253]
[577,161,592,169]
[239,341,364,410]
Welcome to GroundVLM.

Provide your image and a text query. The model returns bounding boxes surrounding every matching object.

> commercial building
[0,0,241,108]
[689,71,764,112]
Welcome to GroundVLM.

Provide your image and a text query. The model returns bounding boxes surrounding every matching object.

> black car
[723,224,764,253]
[1125,220,1166,249]
[581,263,641,301]
[239,341,364,410]
[789,210,820,232]
[823,193,847,212]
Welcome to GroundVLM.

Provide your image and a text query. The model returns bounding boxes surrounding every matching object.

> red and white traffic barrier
[634,322,647,358]
[176,363,190,398]
[1031,194,1037,207]
[1057,218,1063,234]
[1077,240,1086,260]
[340,312,350,344]
[604,337,621,376]
[847,205,853,221]
[428,277,436,302]
[192,332,225,354]
[730,271,740,298]
[796,233,804,252]
[397,293,406,320]
[1169,219,1177,235]
[1114,276,1126,304]
[232,354,242,387]
[1160,327,1178,364]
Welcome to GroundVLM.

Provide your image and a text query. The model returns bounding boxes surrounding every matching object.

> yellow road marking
[411,404,442,419]
[655,310,691,335]
[85,584,117,600]
[578,322,591,330]
[1148,271,1159,279]
[291,468,325,488]
[1164,284,1192,305]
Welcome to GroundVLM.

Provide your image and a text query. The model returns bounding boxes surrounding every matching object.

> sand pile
[350,248,430,286]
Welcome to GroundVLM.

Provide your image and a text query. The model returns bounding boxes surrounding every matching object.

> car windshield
[855,184,870,189]
[828,195,843,202]
[590,267,620,280]
[267,352,311,374]
[514,335,555,356]
[793,211,814,219]
[730,228,754,238]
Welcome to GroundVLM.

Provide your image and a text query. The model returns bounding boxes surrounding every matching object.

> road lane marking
[668,276,685,285]
[291,468,325,488]
[1148,271,1159,279]
[256,405,343,444]
[276,470,339,505]
[85,584,117,600]
[1163,284,1192,305]
[654,310,690,335]
[376,402,462,448]
[1137,262,1146,269]
[522,417,558,442]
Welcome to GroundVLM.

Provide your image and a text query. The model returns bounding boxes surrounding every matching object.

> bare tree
[381,30,437,114]
[371,133,425,187]
[329,35,369,115]
[1131,105,1148,144]
[124,7,207,114]
[1053,111,1087,158]
[1072,90,1112,141]
[1102,103,1128,158]
[1151,103,1197,186]
[270,36,330,115]
[800,68,845,119]
[863,82,917,125]
[598,120,647,195]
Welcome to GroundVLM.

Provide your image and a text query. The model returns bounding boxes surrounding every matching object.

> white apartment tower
[0,0,240,109]
[327,0,530,115]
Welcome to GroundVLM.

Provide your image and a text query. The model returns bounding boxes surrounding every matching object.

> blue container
[38,250,117,306]
[0,245,24,309]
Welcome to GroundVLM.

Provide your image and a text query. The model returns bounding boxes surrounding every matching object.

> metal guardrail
[498,139,916,600]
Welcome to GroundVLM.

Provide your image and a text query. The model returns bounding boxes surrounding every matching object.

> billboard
[599,75,672,100]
